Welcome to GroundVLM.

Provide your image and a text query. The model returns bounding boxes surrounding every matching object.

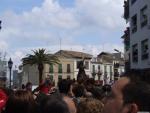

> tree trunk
[38,64,44,85]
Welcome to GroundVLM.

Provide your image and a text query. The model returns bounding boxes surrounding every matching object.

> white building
[0,59,7,87]
[124,0,150,70]
[92,52,125,84]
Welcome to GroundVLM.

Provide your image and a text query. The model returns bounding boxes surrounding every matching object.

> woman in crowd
[3,90,37,113]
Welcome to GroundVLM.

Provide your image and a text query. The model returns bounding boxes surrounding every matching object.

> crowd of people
[0,71,150,113]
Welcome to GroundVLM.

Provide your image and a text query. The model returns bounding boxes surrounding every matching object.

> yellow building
[22,50,92,86]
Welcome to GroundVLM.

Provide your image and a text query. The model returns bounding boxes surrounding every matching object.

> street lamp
[114,49,120,53]
[0,20,2,30]
[8,58,13,88]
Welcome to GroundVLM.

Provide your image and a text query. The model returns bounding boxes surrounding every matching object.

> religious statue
[77,59,87,84]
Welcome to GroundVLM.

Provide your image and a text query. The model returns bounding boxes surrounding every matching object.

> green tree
[22,48,59,85]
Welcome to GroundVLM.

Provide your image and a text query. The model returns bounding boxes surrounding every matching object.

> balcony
[132,55,138,62]
[122,27,130,51]
[123,0,129,20]
[141,19,148,28]
[131,0,137,5]
[142,53,149,60]
[132,25,137,33]
[114,63,120,68]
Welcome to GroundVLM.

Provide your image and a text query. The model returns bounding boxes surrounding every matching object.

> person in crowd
[63,96,77,113]
[102,74,150,113]
[3,90,37,113]
[21,84,25,90]
[102,84,111,97]
[72,84,85,98]
[72,84,85,105]
[0,88,8,113]
[77,98,104,113]
[40,95,70,113]
[25,82,32,92]
[58,79,74,97]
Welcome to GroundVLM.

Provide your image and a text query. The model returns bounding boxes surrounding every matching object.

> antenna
[101,43,104,52]
[60,37,61,51]
[3,52,7,61]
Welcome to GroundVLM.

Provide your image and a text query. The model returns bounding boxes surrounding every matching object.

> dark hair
[122,77,150,111]
[41,95,70,113]
[25,82,32,91]
[4,90,36,113]
[58,79,72,95]
[72,84,85,98]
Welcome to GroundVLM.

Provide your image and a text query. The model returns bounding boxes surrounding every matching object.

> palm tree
[22,48,59,85]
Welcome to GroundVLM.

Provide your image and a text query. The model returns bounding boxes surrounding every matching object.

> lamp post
[0,20,2,30]
[8,58,13,88]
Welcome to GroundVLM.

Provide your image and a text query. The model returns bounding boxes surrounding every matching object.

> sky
[0,0,126,67]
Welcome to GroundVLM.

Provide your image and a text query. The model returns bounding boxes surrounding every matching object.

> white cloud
[75,0,125,29]
[0,40,8,50]
[0,0,125,41]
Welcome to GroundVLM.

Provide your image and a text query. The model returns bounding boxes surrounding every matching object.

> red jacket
[40,85,51,94]
[0,89,8,111]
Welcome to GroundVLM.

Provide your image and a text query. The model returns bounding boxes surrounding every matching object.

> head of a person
[4,90,36,113]
[72,84,85,98]
[41,95,70,113]
[58,79,73,95]
[25,82,32,91]
[102,74,150,113]
[77,98,104,113]
[63,96,77,113]
[84,78,95,92]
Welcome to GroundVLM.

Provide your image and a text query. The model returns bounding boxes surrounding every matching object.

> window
[114,62,119,68]
[67,75,71,80]
[85,61,89,69]
[58,75,62,81]
[110,66,113,80]
[98,65,100,70]
[131,14,137,33]
[67,64,71,73]
[104,65,107,73]
[49,75,53,81]
[131,0,137,5]
[141,39,149,60]
[132,44,138,62]
[76,61,81,69]
[92,65,95,73]
[140,5,148,28]
[49,64,53,73]
[58,64,62,73]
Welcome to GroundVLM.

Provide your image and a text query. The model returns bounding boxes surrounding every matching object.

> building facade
[0,59,7,87]
[92,52,125,84]
[21,50,124,86]
[21,50,92,86]
[123,0,150,70]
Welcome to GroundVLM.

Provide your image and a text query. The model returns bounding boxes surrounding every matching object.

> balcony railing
[141,19,148,28]
[131,0,137,5]
[114,63,120,68]
[142,53,149,60]
[123,0,129,20]
[132,25,137,33]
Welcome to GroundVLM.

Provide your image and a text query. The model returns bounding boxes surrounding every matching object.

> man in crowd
[102,74,150,113]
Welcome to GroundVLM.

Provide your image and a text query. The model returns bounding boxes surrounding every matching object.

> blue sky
[0,0,126,66]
